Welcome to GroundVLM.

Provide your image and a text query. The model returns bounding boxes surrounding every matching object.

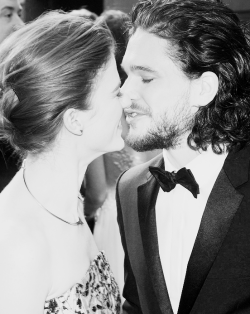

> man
[0,0,23,43]
[117,0,250,313]
[0,0,23,192]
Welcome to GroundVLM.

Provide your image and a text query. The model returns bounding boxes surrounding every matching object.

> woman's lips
[117,120,122,129]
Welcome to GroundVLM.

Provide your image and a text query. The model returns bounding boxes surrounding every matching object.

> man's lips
[124,111,147,126]
[124,109,147,118]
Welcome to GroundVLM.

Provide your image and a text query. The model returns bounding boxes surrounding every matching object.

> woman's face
[82,55,124,154]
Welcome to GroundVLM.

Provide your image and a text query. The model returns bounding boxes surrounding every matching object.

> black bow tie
[149,166,200,198]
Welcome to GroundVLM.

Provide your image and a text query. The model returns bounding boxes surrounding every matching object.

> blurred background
[23,0,250,22]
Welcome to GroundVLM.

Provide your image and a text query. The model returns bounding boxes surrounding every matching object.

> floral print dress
[44,251,121,314]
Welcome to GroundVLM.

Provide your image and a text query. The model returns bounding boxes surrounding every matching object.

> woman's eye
[117,91,122,98]
[142,78,153,84]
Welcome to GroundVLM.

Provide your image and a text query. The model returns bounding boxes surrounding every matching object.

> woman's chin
[105,137,125,153]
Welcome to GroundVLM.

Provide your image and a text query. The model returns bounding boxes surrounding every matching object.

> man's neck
[164,134,200,169]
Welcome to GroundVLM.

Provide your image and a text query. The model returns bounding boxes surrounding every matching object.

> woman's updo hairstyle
[0,11,114,157]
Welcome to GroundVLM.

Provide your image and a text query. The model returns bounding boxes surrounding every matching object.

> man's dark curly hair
[130,0,250,153]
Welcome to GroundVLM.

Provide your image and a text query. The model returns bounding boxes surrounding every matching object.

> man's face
[121,28,198,151]
[0,0,23,44]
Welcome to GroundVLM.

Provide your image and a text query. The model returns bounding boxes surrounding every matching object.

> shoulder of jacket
[117,153,162,189]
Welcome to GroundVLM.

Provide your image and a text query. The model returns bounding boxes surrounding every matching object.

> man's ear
[196,71,219,106]
[63,108,84,136]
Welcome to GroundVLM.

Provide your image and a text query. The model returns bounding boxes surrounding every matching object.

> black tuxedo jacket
[116,145,250,314]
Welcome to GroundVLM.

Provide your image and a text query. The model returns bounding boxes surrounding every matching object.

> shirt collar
[163,147,228,189]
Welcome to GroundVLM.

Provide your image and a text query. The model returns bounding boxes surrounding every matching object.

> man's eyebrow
[131,65,157,73]
[121,64,157,74]
[1,6,22,13]
[1,6,14,12]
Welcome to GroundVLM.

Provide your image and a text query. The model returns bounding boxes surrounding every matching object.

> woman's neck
[23,150,88,223]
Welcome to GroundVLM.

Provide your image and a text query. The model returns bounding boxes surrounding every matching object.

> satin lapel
[178,168,243,314]
[138,158,174,314]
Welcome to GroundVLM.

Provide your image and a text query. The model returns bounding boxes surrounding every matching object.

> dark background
[23,0,250,23]
[24,0,103,22]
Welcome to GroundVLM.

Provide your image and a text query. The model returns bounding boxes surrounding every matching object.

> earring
[74,129,83,136]
[64,123,83,136]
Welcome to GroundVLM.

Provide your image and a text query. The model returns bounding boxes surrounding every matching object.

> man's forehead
[123,28,171,70]
[128,29,161,48]
[0,0,20,9]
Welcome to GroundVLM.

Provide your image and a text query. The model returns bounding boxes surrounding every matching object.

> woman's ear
[196,71,219,106]
[63,108,84,136]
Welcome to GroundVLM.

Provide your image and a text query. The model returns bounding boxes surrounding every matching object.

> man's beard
[125,94,194,152]
[125,120,194,151]
[125,124,185,151]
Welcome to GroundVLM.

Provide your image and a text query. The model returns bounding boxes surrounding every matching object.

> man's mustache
[129,102,152,115]
[12,24,23,32]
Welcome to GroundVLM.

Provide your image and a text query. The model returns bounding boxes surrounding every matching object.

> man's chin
[125,134,164,152]
[125,127,183,151]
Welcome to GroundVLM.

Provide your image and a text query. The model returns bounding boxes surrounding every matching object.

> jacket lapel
[138,157,174,314]
[178,145,250,314]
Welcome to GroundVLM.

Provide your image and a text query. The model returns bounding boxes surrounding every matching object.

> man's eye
[4,12,12,18]
[142,78,153,84]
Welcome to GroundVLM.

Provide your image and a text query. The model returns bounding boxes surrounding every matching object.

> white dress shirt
[156,147,227,314]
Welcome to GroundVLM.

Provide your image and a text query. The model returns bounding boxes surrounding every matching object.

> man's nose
[120,77,137,108]
[120,93,132,109]
[13,14,24,30]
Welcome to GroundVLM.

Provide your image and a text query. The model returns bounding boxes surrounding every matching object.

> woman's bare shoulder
[0,195,50,313]
[0,196,50,267]
[0,191,49,254]
[0,183,50,275]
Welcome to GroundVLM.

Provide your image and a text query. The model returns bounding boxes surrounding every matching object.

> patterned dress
[44,251,121,314]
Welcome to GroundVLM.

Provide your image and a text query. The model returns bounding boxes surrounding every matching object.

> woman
[0,11,123,314]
